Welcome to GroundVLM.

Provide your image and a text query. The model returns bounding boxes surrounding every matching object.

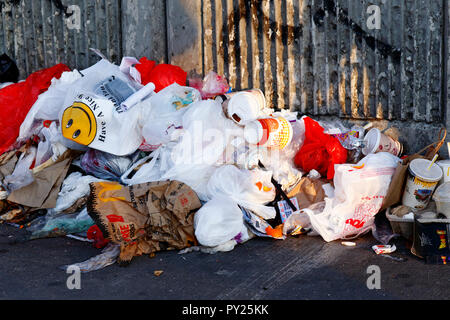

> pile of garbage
[1,51,449,272]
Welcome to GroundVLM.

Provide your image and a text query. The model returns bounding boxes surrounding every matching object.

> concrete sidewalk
[0,224,448,300]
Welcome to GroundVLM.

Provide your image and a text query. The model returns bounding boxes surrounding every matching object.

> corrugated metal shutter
[168,0,445,125]
[0,0,122,77]
[1,0,446,128]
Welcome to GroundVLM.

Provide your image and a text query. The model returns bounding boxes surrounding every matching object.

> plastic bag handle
[404,127,447,162]
[258,160,297,211]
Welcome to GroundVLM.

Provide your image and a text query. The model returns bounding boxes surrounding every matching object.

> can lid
[244,121,263,145]
[362,128,381,155]
[409,158,443,182]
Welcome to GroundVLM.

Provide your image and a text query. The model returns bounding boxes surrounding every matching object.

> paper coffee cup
[244,117,293,150]
[402,158,443,210]
[362,128,403,156]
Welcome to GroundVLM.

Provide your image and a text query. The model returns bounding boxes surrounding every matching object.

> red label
[106,214,125,223]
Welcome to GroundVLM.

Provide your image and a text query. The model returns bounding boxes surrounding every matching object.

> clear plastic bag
[138,83,201,151]
[27,208,95,240]
[81,149,141,181]
[61,243,120,273]
[188,71,230,100]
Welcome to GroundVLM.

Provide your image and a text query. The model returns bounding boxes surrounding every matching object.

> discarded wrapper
[372,244,397,255]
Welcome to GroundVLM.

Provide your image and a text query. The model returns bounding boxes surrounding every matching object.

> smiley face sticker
[61,101,97,146]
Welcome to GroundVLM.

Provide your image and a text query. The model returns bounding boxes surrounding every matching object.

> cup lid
[362,128,381,155]
[409,158,443,182]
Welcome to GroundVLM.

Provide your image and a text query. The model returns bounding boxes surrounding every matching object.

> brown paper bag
[87,180,202,265]
[381,128,447,210]
[7,151,74,209]
[287,177,328,210]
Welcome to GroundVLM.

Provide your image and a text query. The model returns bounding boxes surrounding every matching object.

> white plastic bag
[58,59,145,156]
[194,196,244,247]
[139,83,201,150]
[120,149,162,185]
[2,146,36,192]
[160,100,243,200]
[18,70,83,142]
[54,172,103,213]
[307,152,400,242]
[206,165,276,220]
[180,225,253,254]
[34,122,67,166]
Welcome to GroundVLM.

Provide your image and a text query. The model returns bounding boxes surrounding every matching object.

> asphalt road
[0,224,448,300]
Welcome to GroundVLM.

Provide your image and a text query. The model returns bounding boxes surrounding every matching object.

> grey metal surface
[185,0,444,124]
[166,0,448,154]
[0,0,448,154]
[0,0,123,76]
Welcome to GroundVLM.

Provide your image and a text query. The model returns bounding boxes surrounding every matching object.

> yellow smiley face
[61,101,97,146]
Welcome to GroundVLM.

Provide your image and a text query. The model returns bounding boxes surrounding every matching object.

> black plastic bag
[0,53,19,83]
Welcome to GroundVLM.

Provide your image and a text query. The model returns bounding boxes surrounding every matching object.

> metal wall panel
[0,0,447,132]
[167,0,445,125]
[0,0,123,78]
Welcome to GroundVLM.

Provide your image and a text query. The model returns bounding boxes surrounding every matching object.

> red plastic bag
[147,64,187,92]
[134,57,187,92]
[87,225,110,249]
[0,63,70,155]
[294,117,348,180]
[134,57,156,85]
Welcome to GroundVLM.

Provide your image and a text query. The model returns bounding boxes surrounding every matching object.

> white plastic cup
[436,160,450,184]
[433,182,450,218]
[402,158,443,210]
[217,89,266,126]
[362,128,403,156]
[244,117,293,150]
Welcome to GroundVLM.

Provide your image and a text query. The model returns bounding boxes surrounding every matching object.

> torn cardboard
[87,180,202,265]
[7,151,74,209]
